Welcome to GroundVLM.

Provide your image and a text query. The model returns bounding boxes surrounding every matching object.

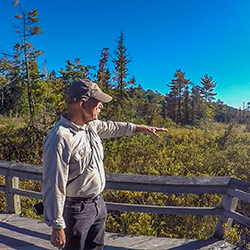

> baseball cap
[66,79,112,103]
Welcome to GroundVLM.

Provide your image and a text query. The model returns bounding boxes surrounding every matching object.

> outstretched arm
[135,125,167,138]
[93,120,167,139]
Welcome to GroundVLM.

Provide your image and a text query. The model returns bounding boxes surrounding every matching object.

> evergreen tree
[200,74,217,121]
[0,57,13,113]
[0,45,24,115]
[13,5,43,121]
[125,84,149,122]
[183,84,191,124]
[97,48,115,120]
[48,69,57,80]
[165,92,178,123]
[167,69,190,124]
[32,77,65,128]
[145,90,165,125]
[97,48,111,91]
[200,74,216,102]
[112,32,132,104]
[160,97,168,120]
[214,99,226,122]
[59,58,92,88]
[190,85,202,123]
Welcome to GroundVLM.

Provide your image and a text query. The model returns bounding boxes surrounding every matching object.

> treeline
[0,5,249,129]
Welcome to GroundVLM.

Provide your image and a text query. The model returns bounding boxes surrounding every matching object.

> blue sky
[1,0,250,109]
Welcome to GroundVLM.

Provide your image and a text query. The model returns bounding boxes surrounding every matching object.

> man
[42,79,166,250]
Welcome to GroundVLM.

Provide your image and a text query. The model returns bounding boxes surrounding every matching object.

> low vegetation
[0,118,249,243]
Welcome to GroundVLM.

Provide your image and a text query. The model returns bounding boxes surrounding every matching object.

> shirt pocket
[72,144,92,174]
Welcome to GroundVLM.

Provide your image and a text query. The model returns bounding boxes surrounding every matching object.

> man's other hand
[51,228,66,249]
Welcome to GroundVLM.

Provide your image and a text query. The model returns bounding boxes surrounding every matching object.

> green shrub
[0,119,250,242]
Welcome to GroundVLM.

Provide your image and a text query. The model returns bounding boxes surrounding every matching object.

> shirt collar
[60,114,87,132]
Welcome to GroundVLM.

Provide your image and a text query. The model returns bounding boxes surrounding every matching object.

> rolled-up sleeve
[42,139,70,229]
[93,120,136,139]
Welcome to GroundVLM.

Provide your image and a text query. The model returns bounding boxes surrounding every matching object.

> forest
[0,5,250,245]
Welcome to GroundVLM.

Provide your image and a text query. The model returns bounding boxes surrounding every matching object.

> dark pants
[63,195,107,250]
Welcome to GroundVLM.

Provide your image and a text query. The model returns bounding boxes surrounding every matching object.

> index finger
[155,128,168,132]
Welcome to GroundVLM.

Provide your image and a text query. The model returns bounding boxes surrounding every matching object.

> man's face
[83,97,103,122]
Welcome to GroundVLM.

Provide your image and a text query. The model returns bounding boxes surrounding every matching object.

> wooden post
[213,193,238,239]
[5,176,21,214]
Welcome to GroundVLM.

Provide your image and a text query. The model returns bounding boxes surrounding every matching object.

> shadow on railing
[0,160,249,240]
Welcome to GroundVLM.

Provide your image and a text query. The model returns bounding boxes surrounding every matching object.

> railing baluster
[213,193,238,239]
[5,175,21,214]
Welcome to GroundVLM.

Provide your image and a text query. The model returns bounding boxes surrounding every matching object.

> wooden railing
[0,160,250,239]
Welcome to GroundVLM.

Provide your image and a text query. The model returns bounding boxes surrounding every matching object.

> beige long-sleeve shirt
[42,115,136,229]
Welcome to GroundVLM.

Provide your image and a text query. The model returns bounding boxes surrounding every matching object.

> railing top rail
[106,172,232,187]
[0,160,232,186]
[0,160,42,174]
[1,160,249,193]
[229,178,250,193]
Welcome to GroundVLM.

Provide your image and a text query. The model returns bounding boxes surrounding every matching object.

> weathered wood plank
[0,161,43,181]
[106,182,227,194]
[224,209,250,228]
[0,161,230,194]
[5,176,21,214]
[0,160,11,168]
[229,178,250,193]
[1,161,232,186]
[104,233,194,249]
[227,188,250,203]
[7,170,43,181]
[106,173,232,186]
[106,202,223,215]
[213,194,238,239]
[105,173,230,194]
[0,160,43,174]
[0,212,56,249]
[104,233,234,250]
[0,213,234,250]
[11,188,42,200]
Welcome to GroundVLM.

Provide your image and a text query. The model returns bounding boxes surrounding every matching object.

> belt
[66,195,99,203]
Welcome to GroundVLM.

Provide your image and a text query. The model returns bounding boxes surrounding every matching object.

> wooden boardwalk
[1,161,248,249]
[0,212,234,250]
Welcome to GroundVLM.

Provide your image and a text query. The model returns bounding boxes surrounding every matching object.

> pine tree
[127,84,147,118]
[13,4,43,121]
[200,74,216,102]
[0,57,13,114]
[59,58,92,88]
[214,99,226,122]
[0,43,25,115]
[183,84,191,124]
[167,69,190,124]
[146,90,165,125]
[97,48,111,91]
[48,70,56,80]
[200,74,217,120]
[112,32,132,105]
[96,48,116,120]
[190,85,200,123]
